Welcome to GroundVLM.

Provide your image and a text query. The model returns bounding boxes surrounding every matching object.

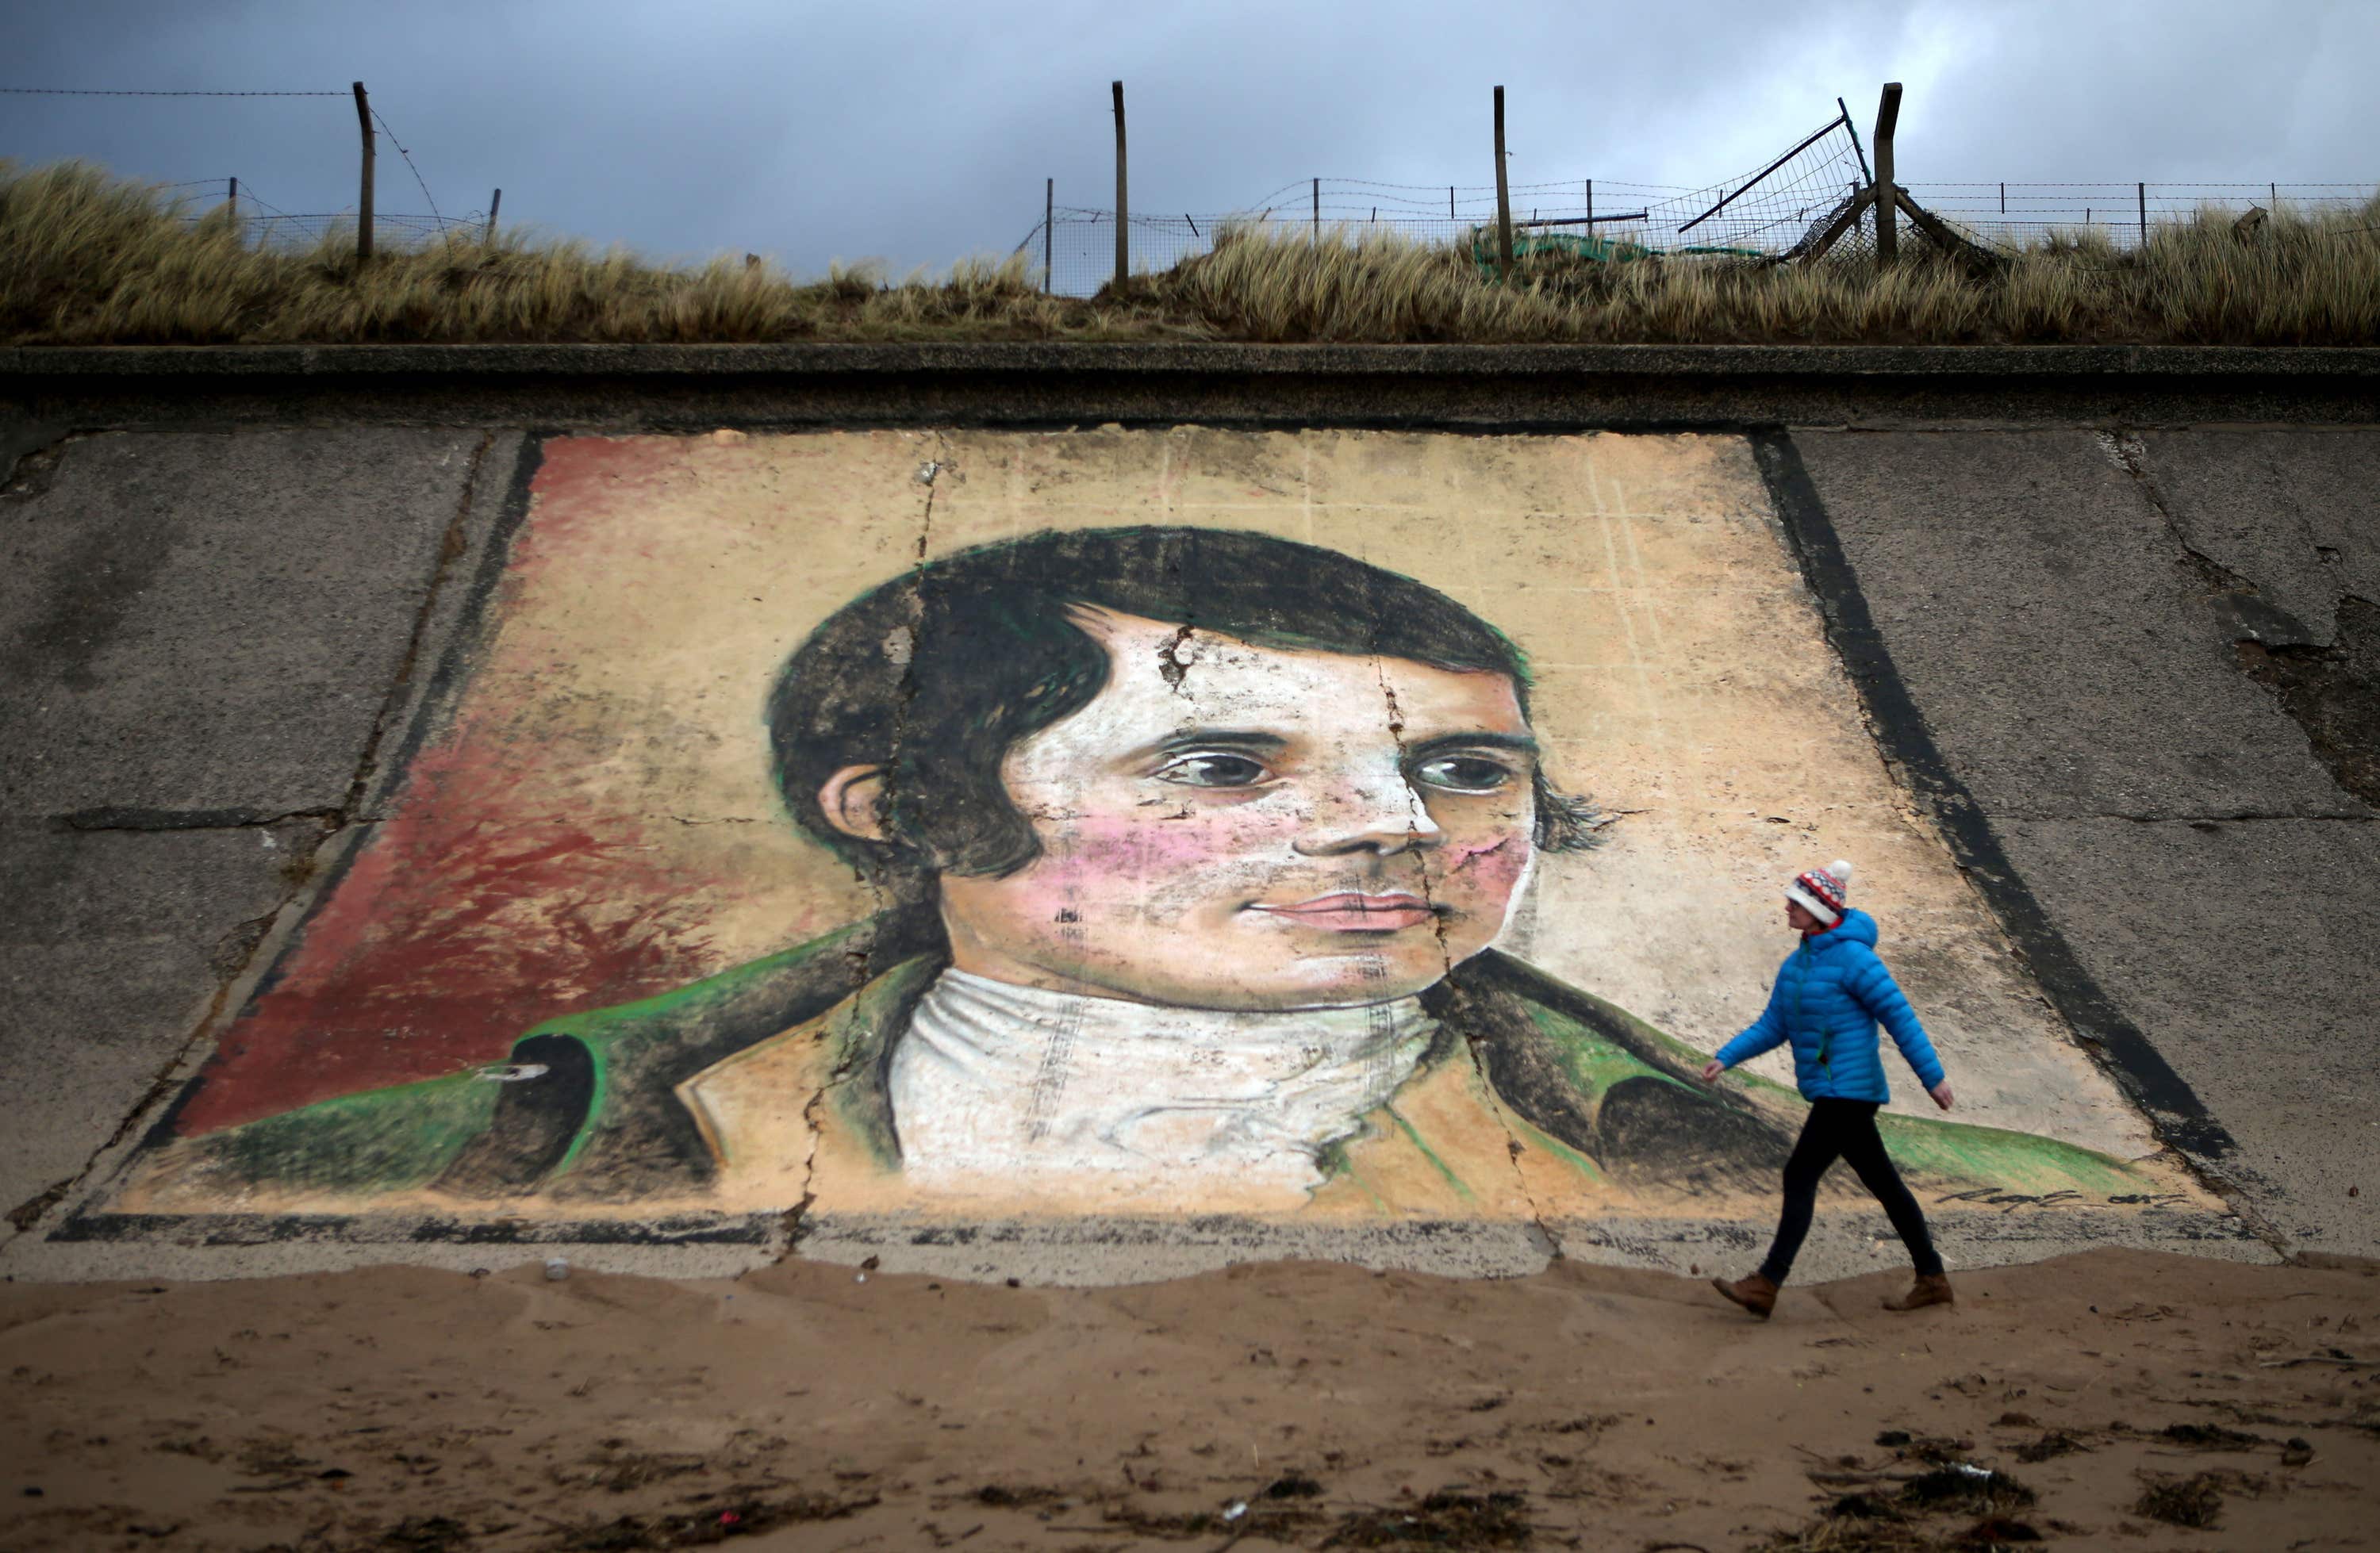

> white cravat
[886,968,1435,1207]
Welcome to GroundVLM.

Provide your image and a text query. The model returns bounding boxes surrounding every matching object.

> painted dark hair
[767,525,1599,884]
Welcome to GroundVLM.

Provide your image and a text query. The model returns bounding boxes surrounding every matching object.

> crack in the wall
[2102,431,2380,814]
[1364,655,1559,1261]
[1749,429,2261,1252]
[781,436,959,1251]
[778,1079,829,1263]
[55,805,344,832]
[777,1024,886,1263]
[0,428,78,505]
[0,847,318,1244]
[6,435,502,1246]
[869,438,946,870]
[342,431,497,821]
[2233,599,2380,811]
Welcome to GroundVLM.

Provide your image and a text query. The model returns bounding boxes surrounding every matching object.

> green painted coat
[125,915,2153,1214]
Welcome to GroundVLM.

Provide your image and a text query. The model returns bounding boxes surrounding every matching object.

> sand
[5,1248,2378,1551]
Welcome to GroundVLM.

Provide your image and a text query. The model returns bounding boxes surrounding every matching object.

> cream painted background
[494,427,2159,1164]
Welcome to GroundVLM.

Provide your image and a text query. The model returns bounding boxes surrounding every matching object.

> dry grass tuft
[0,160,1175,346]
[5,159,2376,347]
[1141,209,2380,345]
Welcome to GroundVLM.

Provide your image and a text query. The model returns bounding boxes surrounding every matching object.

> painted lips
[1248,892,1439,931]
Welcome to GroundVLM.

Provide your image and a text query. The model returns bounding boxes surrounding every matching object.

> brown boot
[1883,1273,1954,1311]
[1711,1273,1778,1318]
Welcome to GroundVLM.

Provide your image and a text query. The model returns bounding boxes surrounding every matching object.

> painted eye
[1155,753,1273,788]
[1414,754,1517,794]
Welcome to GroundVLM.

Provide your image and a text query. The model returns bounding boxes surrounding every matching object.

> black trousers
[1758,1097,1944,1285]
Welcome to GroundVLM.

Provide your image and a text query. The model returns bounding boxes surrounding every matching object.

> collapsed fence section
[1021,176,2378,297]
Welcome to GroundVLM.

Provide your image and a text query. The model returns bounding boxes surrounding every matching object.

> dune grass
[3,159,2375,347]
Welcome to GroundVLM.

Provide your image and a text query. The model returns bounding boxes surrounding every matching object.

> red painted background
[175,441,734,1134]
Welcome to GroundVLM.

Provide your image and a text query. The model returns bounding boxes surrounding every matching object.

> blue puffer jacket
[1713,909,1945,1102]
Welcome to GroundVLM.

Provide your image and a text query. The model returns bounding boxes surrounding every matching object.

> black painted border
[56,435,562,1247]
[48,1208,774,1247]
[1749,428,2236,1163]
[46,423,2242,1253]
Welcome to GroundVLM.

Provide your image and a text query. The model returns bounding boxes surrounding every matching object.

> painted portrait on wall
[91,430,2196,1244]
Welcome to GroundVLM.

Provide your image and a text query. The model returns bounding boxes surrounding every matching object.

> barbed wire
[234,185,295,220]
[0,86,344,96]
[368,107,443,224]
[1031,171,2376,297]
[1236,178,1311,214]
[1897,180,2377,189]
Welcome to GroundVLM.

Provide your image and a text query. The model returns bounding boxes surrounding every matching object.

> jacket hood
[1809,907,1879,951]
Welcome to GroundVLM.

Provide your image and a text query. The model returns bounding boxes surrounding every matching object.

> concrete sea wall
[2,346,2372,1284]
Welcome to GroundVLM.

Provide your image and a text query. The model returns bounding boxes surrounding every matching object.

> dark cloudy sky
[3,0,2373,278]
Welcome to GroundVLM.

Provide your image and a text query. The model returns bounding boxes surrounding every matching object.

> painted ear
[816,765,892,843]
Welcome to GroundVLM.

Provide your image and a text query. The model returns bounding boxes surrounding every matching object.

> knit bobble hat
[1786,859,1854,926]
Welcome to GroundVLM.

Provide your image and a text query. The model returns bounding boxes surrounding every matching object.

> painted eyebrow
[1134,729,1293,761]
[1403,731,1541,761]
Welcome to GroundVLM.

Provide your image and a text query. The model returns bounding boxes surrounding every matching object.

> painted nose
[1291,777,1445,857]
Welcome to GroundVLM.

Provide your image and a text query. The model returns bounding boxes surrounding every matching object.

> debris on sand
[2135,1471,2227,1528]
[2012,1431,2087,1463]
[549,1493,877,1549]
[1323,1490,1530,1548]
[972,1484,1064,1509]
[1768,1504,2047,1551]
[378,1519,473,1553]
[1899,1463,2037,1517]
[1874,1432,1976,1463]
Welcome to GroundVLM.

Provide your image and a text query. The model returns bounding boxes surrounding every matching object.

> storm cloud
[2,0,2370,276]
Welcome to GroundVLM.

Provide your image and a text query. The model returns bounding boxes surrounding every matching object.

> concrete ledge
[10,343,2373,435]
[4,340,2378,380]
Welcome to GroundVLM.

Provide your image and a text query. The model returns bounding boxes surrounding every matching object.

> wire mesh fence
[1908,183,2376,254]
[227,212,490,247]
[1026,110,1876,295]
[164,182,490,249]
[1024,160,2380,297]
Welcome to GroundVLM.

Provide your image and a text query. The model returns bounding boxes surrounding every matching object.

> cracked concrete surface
[0,429,505,816]
[0,419,2370,1283]
[0,427,527,1241]
[1792,428,2380,1259]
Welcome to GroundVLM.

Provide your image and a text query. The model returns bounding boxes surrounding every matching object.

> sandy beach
[6,1247,2378,1551]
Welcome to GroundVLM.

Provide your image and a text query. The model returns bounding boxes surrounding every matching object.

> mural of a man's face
[916,608,1539,1010]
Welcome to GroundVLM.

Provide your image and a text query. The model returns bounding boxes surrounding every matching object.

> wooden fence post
[1312,176,1319,243]
[1044,177,1054,293]
[1111,81,1128,289]
[1871,81,1901,265]
[1585,178,1592,233]
[2138,181,2148,248]
[1493,86,1514,273]
[352,81,374,264]
[485,188,501,243]
[226,176,237,218]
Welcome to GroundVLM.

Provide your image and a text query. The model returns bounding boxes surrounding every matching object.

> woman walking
[1699,861,1954,1318]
